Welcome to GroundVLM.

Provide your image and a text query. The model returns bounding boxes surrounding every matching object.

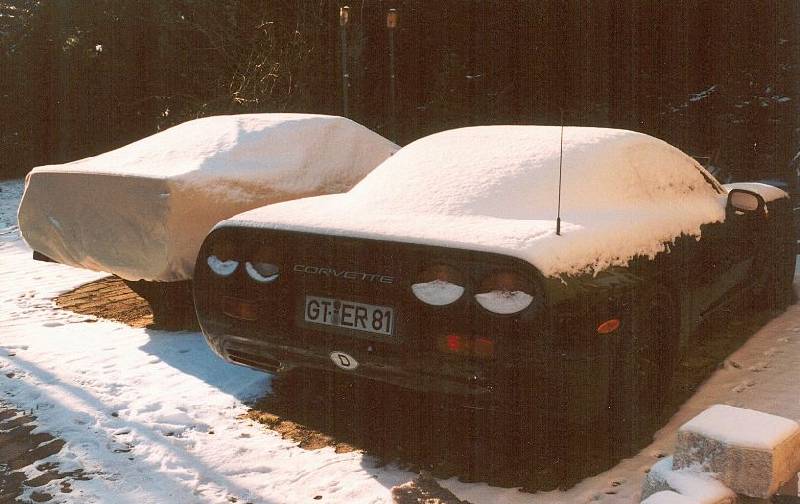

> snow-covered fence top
[18,113,399,282]
[222,126,730,277]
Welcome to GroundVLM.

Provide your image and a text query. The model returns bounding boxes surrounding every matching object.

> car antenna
[556,110,564,236]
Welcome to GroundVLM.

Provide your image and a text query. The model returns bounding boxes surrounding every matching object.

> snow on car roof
[222,126,728,277]
[30,113,394,188]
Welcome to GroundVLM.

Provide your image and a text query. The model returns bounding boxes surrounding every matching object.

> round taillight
[411,264,465,306]
[474,271,535,315]
[207,255,238,277]
[207,241,238,276]
[245,245,284,283]
[245,262,280,283]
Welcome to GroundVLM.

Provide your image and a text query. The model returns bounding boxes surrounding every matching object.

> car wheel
[122,279,199,330]
[609,285,679,456]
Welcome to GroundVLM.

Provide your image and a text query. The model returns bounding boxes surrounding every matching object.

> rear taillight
[207,256,238,277]
[474,271,535,315]
[207,241,238,277]
[437,334,495,359]
[411,264,465,306]
[245,262,280,283]
[245,245,284,284]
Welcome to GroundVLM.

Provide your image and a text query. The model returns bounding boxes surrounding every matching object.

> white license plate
[304,296,394,336]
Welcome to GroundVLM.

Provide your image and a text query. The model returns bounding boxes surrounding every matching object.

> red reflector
[437,334,494,359]
[596,318,621,334]
[445,334,465,352]
[222,296,258,321]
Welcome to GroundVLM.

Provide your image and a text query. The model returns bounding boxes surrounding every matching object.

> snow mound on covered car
[221,126,729,277]
[18,114,398,281]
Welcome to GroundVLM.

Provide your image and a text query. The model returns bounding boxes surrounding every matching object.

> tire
[122,279,199,330]
[609,285,679,456]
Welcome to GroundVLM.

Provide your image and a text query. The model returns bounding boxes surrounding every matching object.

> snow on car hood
[220,126,729,277]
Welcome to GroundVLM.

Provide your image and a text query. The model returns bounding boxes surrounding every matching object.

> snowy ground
[1,177,799,503]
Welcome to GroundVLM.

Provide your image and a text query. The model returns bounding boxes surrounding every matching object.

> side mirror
[727,189,765,215]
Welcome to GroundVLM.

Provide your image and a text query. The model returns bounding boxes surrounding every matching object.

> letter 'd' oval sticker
[330,351,358,371]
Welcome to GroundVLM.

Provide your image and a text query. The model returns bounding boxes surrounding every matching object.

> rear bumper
[204,328,503,396]
[200,320,616,422]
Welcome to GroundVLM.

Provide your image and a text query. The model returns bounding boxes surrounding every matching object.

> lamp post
[387,8,398,143]
[339,6,350,117]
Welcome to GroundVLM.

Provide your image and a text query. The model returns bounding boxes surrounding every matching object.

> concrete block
[641,457,736,504]
[674,405,800,499]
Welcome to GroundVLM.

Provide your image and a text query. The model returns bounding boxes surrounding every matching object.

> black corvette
[193,126,795,454]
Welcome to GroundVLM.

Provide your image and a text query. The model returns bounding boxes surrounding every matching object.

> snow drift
[18,114,399,281]
[220,126,730,277]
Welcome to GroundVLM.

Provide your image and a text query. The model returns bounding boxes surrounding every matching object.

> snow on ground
[1,177,799,503]
[643,457,736,504]
[2,179,412,503]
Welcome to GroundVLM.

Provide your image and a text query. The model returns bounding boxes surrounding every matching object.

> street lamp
[387,8,398,142]
[339,6,350,117]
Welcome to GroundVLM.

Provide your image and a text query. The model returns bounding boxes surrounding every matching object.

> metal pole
[387,9,398,143]
[557,110,564,236]
[339,6,350,117]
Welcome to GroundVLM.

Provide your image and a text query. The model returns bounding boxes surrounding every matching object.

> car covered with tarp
[18,113,398,325]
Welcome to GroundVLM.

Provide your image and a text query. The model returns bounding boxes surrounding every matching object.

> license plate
[304,296,394,336]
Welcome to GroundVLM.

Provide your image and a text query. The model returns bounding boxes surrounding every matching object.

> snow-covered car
[17,113,398,324]
[192,126,795,453]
